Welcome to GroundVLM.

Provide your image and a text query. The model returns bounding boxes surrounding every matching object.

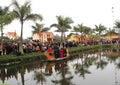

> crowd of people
[0,40,77,56]
[46,43,69,60]
[0,38,120,56]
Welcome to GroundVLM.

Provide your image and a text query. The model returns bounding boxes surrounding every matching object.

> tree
[32,23,44,34]
[72,26,79,34]
[94,24,106,36]
[32,22,50,42]
[94,24,106,44]
[32,23,49,34]
[106,28,116,40]
[72,26,79,42]
[83,26,92,35]
[51,16,73,46]
[75,24,85,43]
[114,20,120,38]
[83,26,92,44]
[12,0,43,54]
[0,6,14,55]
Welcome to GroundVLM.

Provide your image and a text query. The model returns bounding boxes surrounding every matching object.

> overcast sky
[1,0,120,38]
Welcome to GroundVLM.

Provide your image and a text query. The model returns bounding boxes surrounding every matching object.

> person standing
[53,44,59,58]
[0,45,2,55]
[59,47,64,58]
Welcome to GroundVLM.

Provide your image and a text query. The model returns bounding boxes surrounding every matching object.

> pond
[0,48,120,85]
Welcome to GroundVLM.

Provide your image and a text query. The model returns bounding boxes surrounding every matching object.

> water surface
[0,48,120,85]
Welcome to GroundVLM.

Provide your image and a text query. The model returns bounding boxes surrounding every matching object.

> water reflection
[73,55,91,79]
[0,48,120,85]
[34,67,46,85]
[51,61,73,85]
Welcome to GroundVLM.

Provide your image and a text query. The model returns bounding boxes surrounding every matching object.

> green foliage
[51,15,73,44]
[114,20,120,38]
[114,20,120,28]
[94,24,106,35]
[51,16,73,33]
[32,22,49,34]
[0,51,44,63]
[0,6,14,28]
[12,0,43,54]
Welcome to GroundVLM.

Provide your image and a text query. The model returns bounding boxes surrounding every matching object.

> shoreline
[0,44,119,64]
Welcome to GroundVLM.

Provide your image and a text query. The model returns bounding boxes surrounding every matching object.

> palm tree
[94,24,106,44]
[72,26,81,42]
[75,24,85,43]
[94,24,106,37]
[83,26,92,44]
[51,15,73,46]
[32,22,50,42]
[106,28,116,40]
[12,0,43,54]
[83,26,92,35]
[72,26,79,34]
[0,6,14,55]
[32,23,44,34]
[114,20,120,38]
[32,23,49,33]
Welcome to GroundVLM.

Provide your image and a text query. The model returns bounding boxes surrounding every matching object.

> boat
[44,49,69,62]
[47,57,69,62]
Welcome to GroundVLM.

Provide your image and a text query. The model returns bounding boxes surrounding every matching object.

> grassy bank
[0,51,46,64]
[0,44,119,64]
[68,44,114,52]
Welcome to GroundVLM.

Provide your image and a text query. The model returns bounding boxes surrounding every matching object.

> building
[101,32,119,40]
[67,34,81,42]
[67,33,94,44]
[6,31,19,40]
[32,31,54,42]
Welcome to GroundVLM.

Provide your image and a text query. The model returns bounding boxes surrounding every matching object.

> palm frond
[50,24,59,28]
[36,23,44,28]
[42,27,50,32]
[24,14,43,21]
[12,0,21,13]
[114,20,120,28]
[32,26,37,29]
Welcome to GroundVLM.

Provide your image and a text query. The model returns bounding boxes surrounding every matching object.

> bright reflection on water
[1,48,120,85]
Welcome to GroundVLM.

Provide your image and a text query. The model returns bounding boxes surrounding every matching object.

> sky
[0,0,120,39]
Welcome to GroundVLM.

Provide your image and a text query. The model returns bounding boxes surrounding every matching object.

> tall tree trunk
[76,32,77,42]
[0,24,3,55]
[64,32,66,42]
[61,32,64,47]
[81,33,82,44]
[19,22,24,54]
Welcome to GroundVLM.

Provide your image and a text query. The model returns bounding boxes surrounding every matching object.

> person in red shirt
[47,46,52,53]
[2,44,6,55]
[59,47,64,58]
[47,45,53,56]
